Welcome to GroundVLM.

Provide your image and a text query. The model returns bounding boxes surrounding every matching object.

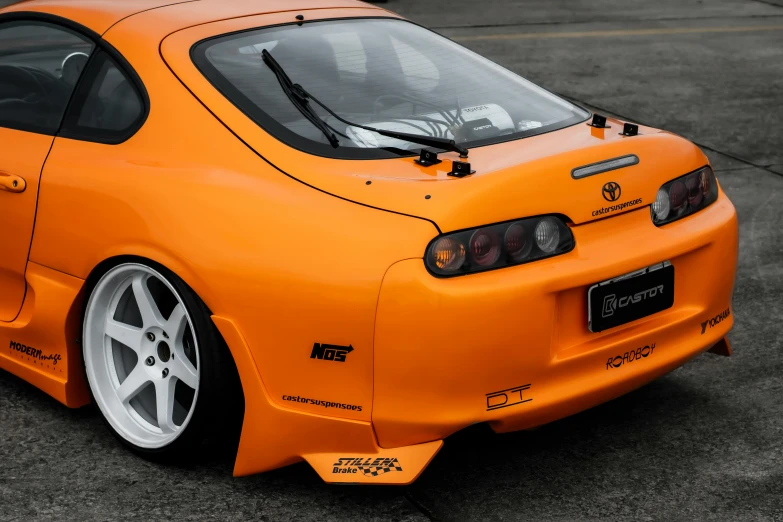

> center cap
[157,341,171,363]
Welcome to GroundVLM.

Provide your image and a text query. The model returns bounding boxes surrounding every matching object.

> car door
[0,19,93,321]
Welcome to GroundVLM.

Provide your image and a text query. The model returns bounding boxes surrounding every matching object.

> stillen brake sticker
[332,457,402,476]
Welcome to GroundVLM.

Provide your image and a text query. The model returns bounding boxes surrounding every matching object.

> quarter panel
[29,32,437,422]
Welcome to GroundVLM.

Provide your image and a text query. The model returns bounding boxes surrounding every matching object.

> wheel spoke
[166,303,188,344]
[116,366,149,403]
[131,274,165,328]
[105,319,143,352]
[171,351,199,390]
[154,378,178,433]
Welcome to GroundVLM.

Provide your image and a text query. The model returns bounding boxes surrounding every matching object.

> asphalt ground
[1,0,782,520]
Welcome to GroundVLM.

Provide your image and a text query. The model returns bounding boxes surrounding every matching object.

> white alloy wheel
[83,263,200,449]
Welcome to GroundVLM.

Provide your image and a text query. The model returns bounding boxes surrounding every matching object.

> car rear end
[147,3,738,479]
[372,156,737,449]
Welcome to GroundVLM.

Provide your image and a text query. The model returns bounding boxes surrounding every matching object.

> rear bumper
[373,192,738,448]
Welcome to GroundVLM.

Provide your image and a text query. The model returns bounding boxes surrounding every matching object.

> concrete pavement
[1,0,782,520]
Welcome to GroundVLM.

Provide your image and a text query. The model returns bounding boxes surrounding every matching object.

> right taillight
[425,215,574,277]
[651,166,718,226]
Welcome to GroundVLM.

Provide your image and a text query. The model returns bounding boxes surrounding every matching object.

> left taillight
[651,166,718,226]
[425,216,574,277]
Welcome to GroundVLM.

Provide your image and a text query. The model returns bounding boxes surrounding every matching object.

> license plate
[588,262,675,332]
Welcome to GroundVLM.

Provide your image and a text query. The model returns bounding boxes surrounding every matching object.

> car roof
[0,0,375,35]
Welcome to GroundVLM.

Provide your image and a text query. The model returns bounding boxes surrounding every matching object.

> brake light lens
[504,222,533,261]
[651,166,718,226]
[426,215,574,277]
[469,228,502,266]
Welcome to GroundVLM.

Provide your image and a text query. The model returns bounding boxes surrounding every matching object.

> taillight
[429,237,466,272]
[651,166,718,226]
[504,222,533,262]
[469,228,502,266]
[425,215,574,277]
[534,217,561,253]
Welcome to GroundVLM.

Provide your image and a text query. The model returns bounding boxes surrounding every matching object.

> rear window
[192,18,589,160]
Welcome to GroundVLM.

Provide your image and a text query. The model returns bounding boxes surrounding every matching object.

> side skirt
[0,262,89,407]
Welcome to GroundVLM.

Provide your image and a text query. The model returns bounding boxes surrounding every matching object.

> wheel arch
[77,254,245,408]
[80,254,217,322]
[77,254,245,457]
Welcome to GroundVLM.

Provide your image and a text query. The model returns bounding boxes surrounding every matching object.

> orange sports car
[0,0,737,485]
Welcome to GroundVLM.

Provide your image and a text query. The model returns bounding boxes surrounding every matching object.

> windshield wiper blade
[262,49,469,158]
[361,125,468,157]
[262,49,340,148]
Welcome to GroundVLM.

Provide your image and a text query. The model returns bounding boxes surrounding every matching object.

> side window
[0,21,94,134]
[61,51,145,143]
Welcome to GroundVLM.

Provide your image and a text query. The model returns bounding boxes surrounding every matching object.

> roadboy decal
[606,343,656,369]
[9,340,61,366]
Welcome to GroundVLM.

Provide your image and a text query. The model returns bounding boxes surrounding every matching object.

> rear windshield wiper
[262,49,340,148]
[262,49,469,158]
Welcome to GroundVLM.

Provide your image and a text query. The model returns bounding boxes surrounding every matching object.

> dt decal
[486,384,532,411]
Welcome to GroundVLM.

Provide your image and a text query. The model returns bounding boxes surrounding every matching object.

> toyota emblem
[602,182,622,202]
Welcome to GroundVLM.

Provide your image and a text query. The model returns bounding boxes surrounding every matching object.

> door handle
[0,172,26,193]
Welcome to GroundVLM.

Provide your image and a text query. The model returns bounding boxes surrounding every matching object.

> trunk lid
[258,122,709,232]
[162,13,709,232]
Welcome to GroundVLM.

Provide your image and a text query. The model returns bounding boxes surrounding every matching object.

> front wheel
[82,262,241,459]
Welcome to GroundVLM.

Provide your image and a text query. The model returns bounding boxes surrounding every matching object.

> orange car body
[0,0,737,484]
